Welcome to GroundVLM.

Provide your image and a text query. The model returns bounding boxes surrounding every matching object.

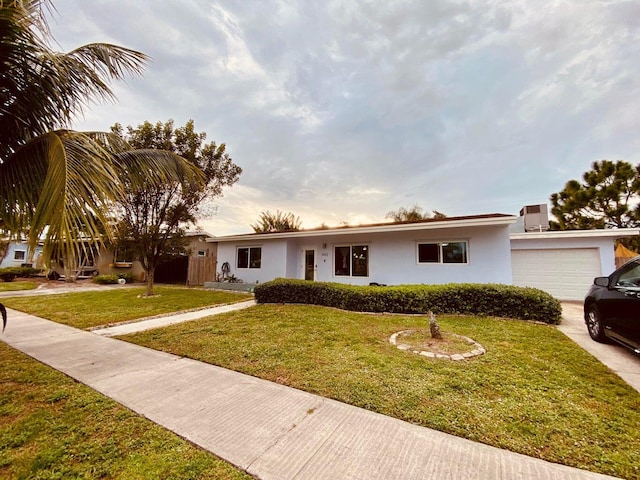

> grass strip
[122,304,640,480]
[1,286,252,329]
[0,342,251,479]
[0,281,38,292]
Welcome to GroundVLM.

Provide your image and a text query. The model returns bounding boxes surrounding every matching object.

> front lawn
[0,343,250,479]
[1,286,252,329]
[0,281,38,292]
[122,304,640,479]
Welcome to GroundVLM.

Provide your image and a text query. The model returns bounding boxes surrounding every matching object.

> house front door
[304,248,315,281]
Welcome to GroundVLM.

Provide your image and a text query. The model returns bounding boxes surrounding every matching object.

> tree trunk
[63,255,77,283]
[429,311,442,339]
[145,265,155,297]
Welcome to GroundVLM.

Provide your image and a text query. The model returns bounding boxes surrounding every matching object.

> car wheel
[586,305,607,343]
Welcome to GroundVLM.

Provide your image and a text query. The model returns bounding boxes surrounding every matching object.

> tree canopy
[550,160,640,230]
[251,210,302,233]
[0,1,200,277]
[386,205,446,223]
[110,119,241,296]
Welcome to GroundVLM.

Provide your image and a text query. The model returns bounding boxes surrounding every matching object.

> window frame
[13,249,26,261]
[237,246,262,269]
[416,240,469,265]
[113,246,133,267]
[334,244,370,278]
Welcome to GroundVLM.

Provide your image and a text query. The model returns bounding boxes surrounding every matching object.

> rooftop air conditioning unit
[520,204,550,232]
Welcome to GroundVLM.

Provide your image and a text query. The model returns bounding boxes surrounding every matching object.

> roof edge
[510,228,640,240]
[210,214,517,243]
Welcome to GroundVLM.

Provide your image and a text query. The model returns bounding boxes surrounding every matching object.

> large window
[237,246,262,269]
[417,241,468,264]
[335,245,369,277]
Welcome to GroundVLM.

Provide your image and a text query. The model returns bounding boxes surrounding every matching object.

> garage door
[511,248,601,301]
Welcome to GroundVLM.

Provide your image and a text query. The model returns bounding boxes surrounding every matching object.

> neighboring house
[0,240,44,269]
[211,213,517,286]
[2,231,217,285]
[211,205,640,301]
[92,231,217,285]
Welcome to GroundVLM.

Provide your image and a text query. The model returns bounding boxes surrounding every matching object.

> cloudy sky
[50,0,640,235]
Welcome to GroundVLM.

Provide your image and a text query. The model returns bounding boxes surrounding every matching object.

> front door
[304,248,315,281]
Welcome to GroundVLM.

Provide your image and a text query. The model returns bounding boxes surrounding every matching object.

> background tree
[550,160,640,250]
[251,210,302,233]
[110,119,242,296]
[386,205,446,223]
[0,1,197,278]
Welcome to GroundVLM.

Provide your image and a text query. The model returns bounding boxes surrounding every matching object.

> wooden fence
[187,256,217,286]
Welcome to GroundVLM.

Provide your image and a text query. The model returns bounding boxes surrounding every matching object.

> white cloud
[49,0,640,235]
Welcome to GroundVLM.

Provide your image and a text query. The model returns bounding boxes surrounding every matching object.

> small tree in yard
[428,311,442,339]
[111,119,242,296]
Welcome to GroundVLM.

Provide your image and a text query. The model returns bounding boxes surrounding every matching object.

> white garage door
[511,248,601,301]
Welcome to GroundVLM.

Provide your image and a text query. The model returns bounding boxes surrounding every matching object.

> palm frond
[0,130,121,262]
[112,149,206,190]
[0,2,149,157]
[0,302,6,332]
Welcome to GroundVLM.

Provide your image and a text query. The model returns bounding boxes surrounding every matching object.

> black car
[584,255,640,354]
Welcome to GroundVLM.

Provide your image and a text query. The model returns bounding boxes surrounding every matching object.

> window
[418,241,468,264]
[237,247,261,269]
[13,250,26,261]
[114,242,134,264]
[334,245,369,277]
[615,261,640,287]
[113,245,134,267]
[197,250,206,257]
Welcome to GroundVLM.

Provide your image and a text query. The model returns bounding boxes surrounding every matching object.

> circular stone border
[389,329,486,361]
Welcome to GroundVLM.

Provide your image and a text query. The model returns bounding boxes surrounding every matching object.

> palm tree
[0,1,203,274]
[251,210,302,233]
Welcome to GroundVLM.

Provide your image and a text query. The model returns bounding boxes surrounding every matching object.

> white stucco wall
[216,224,514,286]
[0,242,43,269]
[301,225,512,285]
[217,239,289,284]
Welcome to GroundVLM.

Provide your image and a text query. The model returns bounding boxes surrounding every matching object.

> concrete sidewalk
[1,307,618,480]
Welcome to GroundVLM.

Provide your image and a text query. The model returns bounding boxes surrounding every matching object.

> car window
[615,261,640,287]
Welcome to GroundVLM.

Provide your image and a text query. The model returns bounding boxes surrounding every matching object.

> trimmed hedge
[253,278,562,324]
[93,273,135,284]
[0,266,42,282]
[92,274,119,284]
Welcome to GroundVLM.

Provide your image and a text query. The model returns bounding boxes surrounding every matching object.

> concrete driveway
[559,302,640,393]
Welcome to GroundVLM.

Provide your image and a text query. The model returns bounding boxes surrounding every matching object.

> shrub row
[253,278,562,324]
[0,266,42,282]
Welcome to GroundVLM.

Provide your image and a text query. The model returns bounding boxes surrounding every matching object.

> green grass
[121,304,640,479]
[1,286,252,329]
[0,343,251,479]
[0,281,38,292]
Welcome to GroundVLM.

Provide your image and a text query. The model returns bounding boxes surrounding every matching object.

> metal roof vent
[519,204,550,232]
